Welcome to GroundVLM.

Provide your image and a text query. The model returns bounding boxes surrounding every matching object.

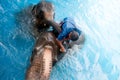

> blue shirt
[57,17,81,41]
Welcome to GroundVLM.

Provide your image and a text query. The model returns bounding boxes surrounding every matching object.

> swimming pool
[0,0,120,80]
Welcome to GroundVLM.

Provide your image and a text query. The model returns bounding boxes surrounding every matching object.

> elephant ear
[31,5,37,16]
[31,1,55,20]
[31,5,44,19]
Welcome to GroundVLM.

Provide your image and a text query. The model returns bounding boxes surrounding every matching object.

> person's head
[69,30,79,41]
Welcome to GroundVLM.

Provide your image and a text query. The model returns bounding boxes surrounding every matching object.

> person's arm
[56,39,66,53]
[45,20,61,33]
[45,19,66,52]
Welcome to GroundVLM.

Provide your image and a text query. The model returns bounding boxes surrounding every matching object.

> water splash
[0,0,120,80]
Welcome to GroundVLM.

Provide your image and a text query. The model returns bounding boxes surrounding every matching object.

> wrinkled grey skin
[26,1,58,80]
[32,1,55,31]
[26,32,58,80]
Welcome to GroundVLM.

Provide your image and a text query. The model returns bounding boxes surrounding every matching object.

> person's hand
[60,48,66,53]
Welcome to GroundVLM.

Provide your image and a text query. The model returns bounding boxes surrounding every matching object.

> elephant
[26,1,58,80]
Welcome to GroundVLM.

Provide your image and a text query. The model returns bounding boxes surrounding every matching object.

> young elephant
[26,32,58,80]
[31,1,55,31]
[26,1,58,80]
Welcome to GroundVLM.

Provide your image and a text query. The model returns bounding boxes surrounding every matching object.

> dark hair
[70,30,79,41]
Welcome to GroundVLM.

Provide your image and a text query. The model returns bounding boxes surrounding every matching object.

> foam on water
[0,0,120,80]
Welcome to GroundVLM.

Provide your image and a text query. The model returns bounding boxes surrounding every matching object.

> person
[46,17,82,53]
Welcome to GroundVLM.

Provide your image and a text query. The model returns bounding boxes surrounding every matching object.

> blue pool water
[0,0,120,80]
